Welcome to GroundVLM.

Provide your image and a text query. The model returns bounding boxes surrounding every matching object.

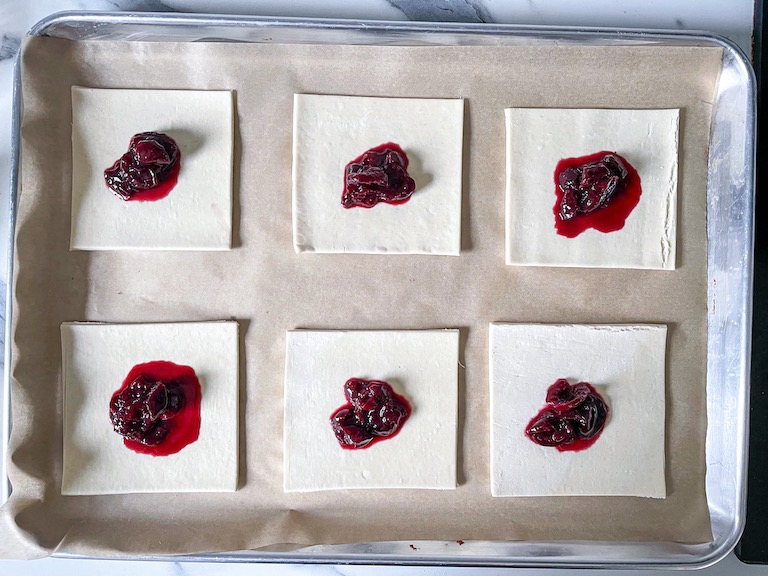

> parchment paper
[0,37,721,558]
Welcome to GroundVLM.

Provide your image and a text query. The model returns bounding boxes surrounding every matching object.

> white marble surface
[0,0,758,573]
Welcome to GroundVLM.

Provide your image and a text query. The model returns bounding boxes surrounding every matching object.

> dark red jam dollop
[104,132,181,201]
[554,151,641,238]
[109,360,201,457]
[330,378,411,449]
[342,143,416,209]
[525,378,609,452]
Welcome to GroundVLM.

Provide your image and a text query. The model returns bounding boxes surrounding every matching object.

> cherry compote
[109,360,201,456]
[342,143,416,209]
[104,132,181,201]
[554,151,641,238]
[525,378,609,452]
[330,378,411,449]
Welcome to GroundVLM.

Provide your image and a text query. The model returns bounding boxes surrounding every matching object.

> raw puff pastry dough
[283,329,459,491]
[292,94,464,255]
[61,322,239,495]
[70,87,234,250]
[489,323,667,498]
[505,108,679,269]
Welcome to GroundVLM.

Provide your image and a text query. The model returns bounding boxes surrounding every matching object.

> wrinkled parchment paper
[0,37,721,558]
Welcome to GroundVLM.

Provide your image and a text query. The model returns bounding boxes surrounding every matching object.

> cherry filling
[104,132,181,201]
[553,151,642,238]
[330,378,411,449]
[342,143,416,208]
[525,378,609,452]
[109,360,201,457]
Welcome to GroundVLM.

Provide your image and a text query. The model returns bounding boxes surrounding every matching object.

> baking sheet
[0,36,721,558]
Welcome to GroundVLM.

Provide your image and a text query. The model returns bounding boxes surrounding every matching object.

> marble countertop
[0,0,758,574]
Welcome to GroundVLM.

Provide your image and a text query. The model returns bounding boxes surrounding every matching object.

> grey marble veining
[0,35,21,62]
[384,0,492,23]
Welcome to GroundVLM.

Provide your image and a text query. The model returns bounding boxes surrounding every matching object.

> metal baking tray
[1,11,756,569]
